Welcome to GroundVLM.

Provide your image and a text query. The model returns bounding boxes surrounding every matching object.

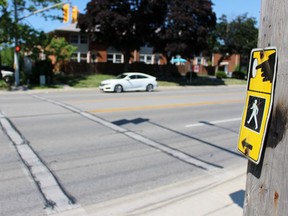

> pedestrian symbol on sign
[244,96,265,133]
[247,99,259,130]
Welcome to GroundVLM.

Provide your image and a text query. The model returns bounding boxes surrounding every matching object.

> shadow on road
[112,117,245,170]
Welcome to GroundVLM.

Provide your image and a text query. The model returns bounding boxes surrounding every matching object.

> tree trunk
[123,50,131,72]
[243,1,288,215]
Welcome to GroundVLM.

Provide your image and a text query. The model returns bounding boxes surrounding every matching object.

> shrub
[30,60,53,85]
[232,71,247,80]
[0,80,6,89]
[216,71,227,79]
[0,79,11,90]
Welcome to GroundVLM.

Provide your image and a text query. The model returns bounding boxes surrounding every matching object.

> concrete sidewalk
[54,166,247,216]
[135,171,246,216]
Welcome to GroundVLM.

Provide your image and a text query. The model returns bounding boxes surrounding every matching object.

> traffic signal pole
[13,0,20,86]
[18,2,68,21]
[243,0,288,215]
[12,1,69,86]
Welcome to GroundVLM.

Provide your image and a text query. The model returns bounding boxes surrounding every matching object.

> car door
[135,74,150,90]
[123,74,137,91]
[129,74,145,90]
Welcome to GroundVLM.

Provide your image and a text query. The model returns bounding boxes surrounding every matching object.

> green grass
[53,74,115,88]
[222,78,247,85]
[71,74,115,88]
[62,74,238,88]
[40,74,247,88]
[157,81,180,86]
[0,74,247,90]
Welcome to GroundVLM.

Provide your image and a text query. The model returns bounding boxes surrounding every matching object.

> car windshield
[116,74,128,79]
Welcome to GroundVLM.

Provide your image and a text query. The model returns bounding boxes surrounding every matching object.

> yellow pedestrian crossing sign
[238,47,277,164]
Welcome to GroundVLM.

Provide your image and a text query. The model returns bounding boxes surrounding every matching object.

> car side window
[137,75,147,79]
[129,75,137,79]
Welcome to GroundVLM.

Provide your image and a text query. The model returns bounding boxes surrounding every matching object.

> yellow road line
[88,99,243,113]
[72,92,244,104]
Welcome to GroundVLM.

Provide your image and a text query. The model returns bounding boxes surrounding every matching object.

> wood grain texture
[244,0,288,215]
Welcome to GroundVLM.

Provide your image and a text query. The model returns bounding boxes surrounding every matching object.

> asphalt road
[0,86,247,216]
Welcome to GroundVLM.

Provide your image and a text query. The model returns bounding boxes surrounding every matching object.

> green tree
[151,0,216,59]
[0,0,61,45]
[214,13,258,70]
[0,0,62,84]
[0,47,14,66]
[78,0,216,67]
[0,1,13,45]
[46,37,77,72]
[0,0,63,62]
[27,37,77,85]
[77,0,167,70]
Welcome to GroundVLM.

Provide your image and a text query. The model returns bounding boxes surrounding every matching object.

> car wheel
[114,84,123,93]
[3,76,11,83]
[146,84,153,92]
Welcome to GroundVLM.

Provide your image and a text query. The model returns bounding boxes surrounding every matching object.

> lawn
[0,74,247,90]
[55,74,247,88]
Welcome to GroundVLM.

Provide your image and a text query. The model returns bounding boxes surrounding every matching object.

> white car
[99,72,158,93]
[1,66,14,83]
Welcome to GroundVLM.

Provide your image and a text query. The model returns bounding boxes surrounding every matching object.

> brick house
[52,23,167,65]
[212,53,241,76]
[52,23,240,77]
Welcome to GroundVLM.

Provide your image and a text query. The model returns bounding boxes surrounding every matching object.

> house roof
[54,23,80,32]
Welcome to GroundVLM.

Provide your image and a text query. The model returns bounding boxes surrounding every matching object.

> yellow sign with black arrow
[238,47,277,164]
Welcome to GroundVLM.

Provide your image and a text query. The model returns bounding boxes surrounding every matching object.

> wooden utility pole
[243,0,288,215]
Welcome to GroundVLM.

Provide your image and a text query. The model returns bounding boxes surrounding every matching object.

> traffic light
[72,6,78,23]
[15,45,21,52]
[62,3,69,23]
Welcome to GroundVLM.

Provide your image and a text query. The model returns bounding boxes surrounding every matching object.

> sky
[24,0,261,33]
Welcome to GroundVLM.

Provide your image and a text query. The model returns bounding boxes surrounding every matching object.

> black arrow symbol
[242,138,253,150]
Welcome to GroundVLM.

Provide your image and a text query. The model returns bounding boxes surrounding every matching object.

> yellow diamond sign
[238,47,277,164]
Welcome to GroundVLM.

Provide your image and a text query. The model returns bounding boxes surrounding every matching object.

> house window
[107,54,113,62]
[107,53,123,63]
[107,54,112,62]
[140,54,153,64]
[70,34,88,44]
[80,53,87,62]
[70,34,78,44]
[115,54,123,63]
[70,52,88,62]
[80,35,88,44]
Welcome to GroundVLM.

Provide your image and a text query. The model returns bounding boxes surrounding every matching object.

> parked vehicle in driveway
[99,72,158,93]
[1,66,14,83]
